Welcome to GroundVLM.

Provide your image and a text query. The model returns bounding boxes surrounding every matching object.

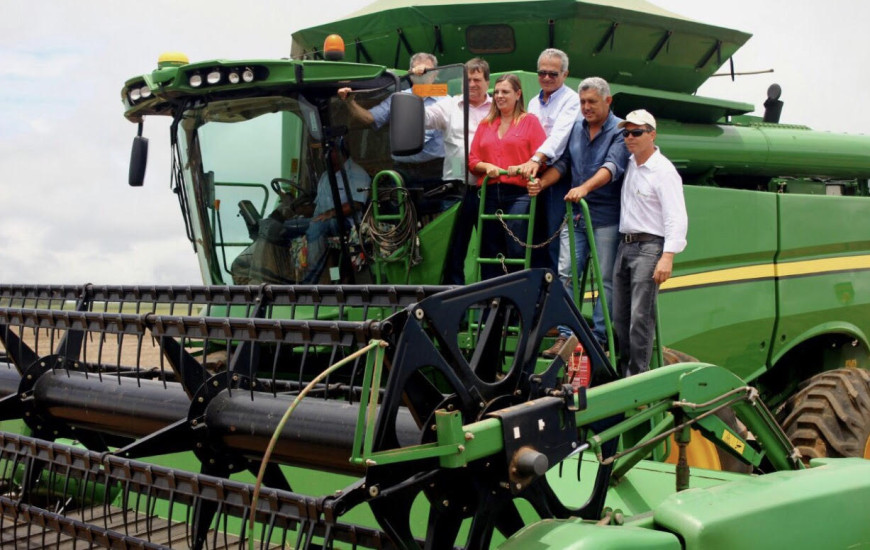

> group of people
[337,48,688,378]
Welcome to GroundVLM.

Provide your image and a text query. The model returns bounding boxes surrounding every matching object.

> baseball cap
[617,109,656,130]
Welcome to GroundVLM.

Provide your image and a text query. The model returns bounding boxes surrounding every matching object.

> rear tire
[778,368,870,461]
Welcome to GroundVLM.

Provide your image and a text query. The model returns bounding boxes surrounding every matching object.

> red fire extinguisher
[567,343,590,391]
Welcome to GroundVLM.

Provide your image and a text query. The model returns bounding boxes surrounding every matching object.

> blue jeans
[612,238,663,377]
[480,184,531,280]
[556,222,619,345]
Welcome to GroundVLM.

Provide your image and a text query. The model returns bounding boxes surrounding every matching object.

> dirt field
[2,327,178,370]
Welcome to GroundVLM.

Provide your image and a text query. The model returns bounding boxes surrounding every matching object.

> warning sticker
[721,430,745,454]
[413,83,449,97]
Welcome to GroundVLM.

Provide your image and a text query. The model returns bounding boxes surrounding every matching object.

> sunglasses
[537,70,561,79]
[622,128,652,138]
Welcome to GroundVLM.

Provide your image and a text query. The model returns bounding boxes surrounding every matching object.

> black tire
[777,368,870,462]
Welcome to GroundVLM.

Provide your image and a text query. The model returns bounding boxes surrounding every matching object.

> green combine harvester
[1,0,869,548]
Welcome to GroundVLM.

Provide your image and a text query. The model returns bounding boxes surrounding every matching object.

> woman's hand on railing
[484,164,503,179]
[527,177,542,197]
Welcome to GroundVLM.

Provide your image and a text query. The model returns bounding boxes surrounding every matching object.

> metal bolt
[213,380,219,387]
[26,374,32,380]
[414,308,425,320]
[515,483,522,491]
[197,397,204,403]
[191,419,198,426]
[196,442,202,448]
[442,500,449,507]
[479,401,485,408]
[209,458,215,464]
[457,445,465,453]
[369,485,380,497]
[571,441,577,448]
[544,272,554,283]
[464,432,475,440]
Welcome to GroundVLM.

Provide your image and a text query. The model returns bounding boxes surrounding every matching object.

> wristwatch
[529,156,541,164]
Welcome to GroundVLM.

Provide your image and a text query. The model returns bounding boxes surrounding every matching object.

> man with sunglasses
[613,109,687,377]
[513,48,580,272]
[535,77,628,357]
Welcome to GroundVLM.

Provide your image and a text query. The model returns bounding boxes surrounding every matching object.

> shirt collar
[581,110,618,138]
[537,84,568,106]
[631,146,662,168]
[460,93,492,108]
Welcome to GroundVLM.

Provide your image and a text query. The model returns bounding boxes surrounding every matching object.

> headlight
[207,70,221,85]
[228,71,240,84]
[139,86,152,99]
[242,68,255,83]
[130,88,141,101]
[189,73,203,87]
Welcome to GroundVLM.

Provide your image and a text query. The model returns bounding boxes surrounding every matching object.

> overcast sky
[1,1,866,285]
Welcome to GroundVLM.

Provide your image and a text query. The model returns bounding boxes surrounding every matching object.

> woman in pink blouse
[469,73,546,279]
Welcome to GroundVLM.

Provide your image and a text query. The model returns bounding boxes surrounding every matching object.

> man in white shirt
[613,109,688,377]
[514,48,580,271]
[420,58,492,284]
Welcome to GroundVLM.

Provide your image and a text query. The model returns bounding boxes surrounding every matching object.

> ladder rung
[478,214,532,221]
[477,258,527,265]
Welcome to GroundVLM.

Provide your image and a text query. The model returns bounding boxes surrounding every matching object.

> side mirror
[129,135,149,187]
[389,92,425,156]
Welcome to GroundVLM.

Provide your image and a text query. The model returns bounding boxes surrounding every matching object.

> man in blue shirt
[338,53,445,182]
[283,146,370,282]
[530,77,629,356]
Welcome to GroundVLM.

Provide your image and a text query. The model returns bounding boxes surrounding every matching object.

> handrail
[566,198,616,360]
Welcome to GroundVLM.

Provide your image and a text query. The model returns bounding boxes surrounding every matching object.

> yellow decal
[656,254,870,292]
[721,430,745,454]
[413,83,449,97]
[846,359,858,368]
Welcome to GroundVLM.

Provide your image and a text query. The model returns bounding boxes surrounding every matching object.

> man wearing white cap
[613,109,687,377]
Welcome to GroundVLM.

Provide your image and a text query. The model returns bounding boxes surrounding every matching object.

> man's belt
[621,232,663,243]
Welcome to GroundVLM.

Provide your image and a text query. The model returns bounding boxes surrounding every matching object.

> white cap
[618,109,656,130]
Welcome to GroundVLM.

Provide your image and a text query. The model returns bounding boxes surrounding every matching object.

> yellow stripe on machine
[577,254,870,299]
[659,254,870,292]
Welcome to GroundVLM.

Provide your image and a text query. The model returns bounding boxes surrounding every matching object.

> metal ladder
[473,171,537,280]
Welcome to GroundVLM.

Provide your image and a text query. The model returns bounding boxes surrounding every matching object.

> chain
[495,211,567,250]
